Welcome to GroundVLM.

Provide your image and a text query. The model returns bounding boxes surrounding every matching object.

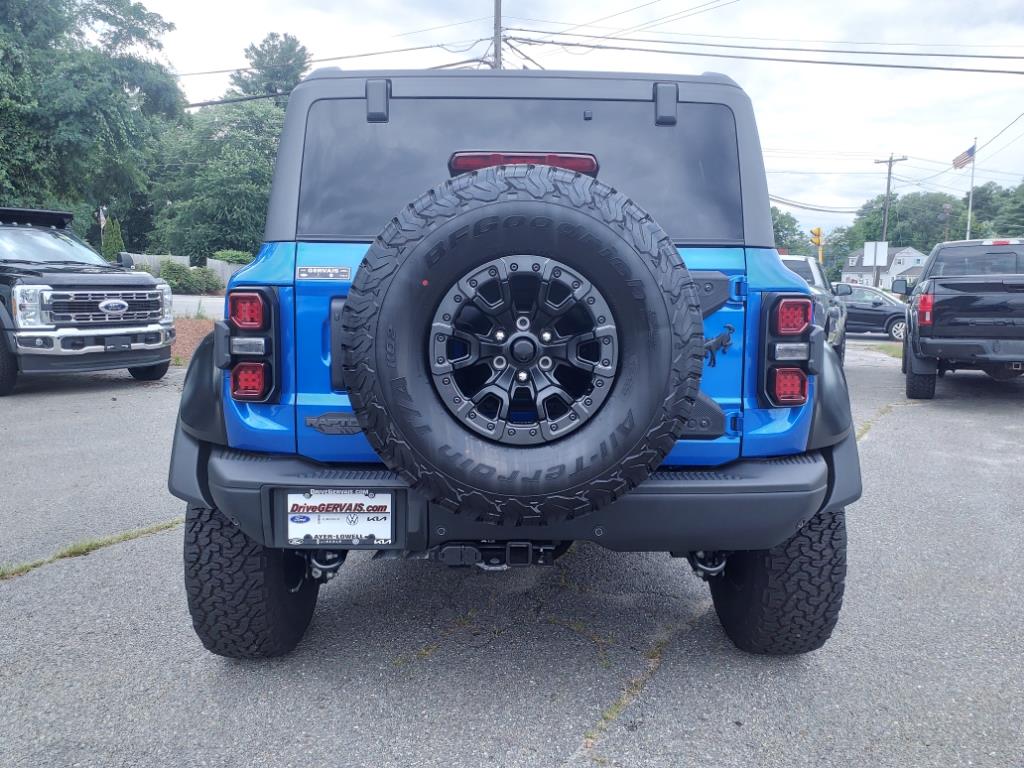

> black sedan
[837,284,907,340]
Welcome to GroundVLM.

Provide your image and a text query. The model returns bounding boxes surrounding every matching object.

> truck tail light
[774,297,812,335]
[231,361,268,399]
[229,291,266,330]
[761,293,819,408]
[223,287,278,403]
[770,367,808,405]
[449,152,599,176]
[916,291,934,327]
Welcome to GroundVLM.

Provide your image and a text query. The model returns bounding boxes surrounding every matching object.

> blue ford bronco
[168,69,861,659]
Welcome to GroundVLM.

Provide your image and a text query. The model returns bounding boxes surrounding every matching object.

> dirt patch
[171,317,215,366]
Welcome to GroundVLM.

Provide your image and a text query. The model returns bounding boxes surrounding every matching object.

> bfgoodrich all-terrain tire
[905,369,937,399]
[710,506,847,655]
[341,165,704,525]
[184,506,319,658]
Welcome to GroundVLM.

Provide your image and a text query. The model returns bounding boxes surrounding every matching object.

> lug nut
[494,356,507,370]
[539,356,553,371]
[540,331,552,343]
[495,330,507,342]
[517,370,529,382]
[516,316,530,331]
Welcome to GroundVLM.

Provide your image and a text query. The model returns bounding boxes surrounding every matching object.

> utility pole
[873,153,907,287]
[966,136,977,239]
[493,0,502,69]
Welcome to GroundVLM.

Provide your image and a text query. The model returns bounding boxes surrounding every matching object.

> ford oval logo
[290,515,310,524]
[98,298,129,315]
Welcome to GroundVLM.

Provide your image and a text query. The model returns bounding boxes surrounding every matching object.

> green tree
[849,192,964,254]
[151,100,285,260]
[229,33,310,106]
[993,184,1024,237]
[0,0,183,249]
[101,218,126,261]
[824,226,853,280]
[771,206,812,255]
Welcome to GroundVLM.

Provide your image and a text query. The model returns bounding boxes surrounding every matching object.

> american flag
[953,144,976,169]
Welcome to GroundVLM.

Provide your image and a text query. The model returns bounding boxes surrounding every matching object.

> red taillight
[229,292,266,330]
[231,361,267,400]
[774,297,812,336]
[916,292,934,326]
[449,152,599,176]
[771,367,808,405]
[991,240,1011,245]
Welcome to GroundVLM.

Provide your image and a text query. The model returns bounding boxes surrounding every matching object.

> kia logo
[98,298,129,315]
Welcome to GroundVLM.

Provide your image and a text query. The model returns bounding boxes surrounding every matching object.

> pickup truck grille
[46,290,163,325]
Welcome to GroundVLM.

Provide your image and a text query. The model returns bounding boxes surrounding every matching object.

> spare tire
[341,165,704,525]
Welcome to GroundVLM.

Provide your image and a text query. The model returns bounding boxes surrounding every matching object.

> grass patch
[870,342,903,359]
[582,635,670,746]
[0,517,184,582]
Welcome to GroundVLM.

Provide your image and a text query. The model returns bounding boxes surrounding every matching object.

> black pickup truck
[895,238,1024,398]
[0,208,176,395]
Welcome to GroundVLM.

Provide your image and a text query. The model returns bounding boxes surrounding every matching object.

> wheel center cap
[511,337,537,363]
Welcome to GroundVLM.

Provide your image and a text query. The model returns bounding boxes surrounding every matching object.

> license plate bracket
[284,488,395,547]
[104,335,132,352]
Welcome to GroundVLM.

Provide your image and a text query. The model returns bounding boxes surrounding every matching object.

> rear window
[931,245,1023,276]
[782,259,813,283]
[298,98,743,243]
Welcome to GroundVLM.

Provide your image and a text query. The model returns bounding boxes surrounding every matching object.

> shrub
[159,260,224,295]
[101,219,125,262]
[212,249,254,265]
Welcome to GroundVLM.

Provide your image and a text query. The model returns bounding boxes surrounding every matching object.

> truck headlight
[11,285,53,329]
[158,282,173,323]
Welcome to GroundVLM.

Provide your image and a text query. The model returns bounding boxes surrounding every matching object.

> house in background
[841,246,927,289]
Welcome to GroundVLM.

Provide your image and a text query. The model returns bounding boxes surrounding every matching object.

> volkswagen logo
[98,298,129,315]
[346,514,359,526]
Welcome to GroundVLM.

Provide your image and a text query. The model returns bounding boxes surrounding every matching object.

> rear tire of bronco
[184,506,320,659]
[128,360,170,381]
[342,165,704,525]
[905,369,936,399]
[0,335,18,396]
[709,506,847,655]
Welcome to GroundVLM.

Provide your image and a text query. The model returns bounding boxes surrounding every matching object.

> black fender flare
[806,344,854,451]
[179,330,228,446]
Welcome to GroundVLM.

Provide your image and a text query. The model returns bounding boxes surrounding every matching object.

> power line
[506,28,1024,60]
[601,1,740,37]
[769,195,862,213]
[504,39,545,69]
[508,36,1024,75]
[977,110,1024,151]
[175,39,488,78]
[502,17,1024,49]
[393,16,492,38]
[540,0,672,37]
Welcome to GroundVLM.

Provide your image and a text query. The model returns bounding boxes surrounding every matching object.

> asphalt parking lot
[1,339,1022,768]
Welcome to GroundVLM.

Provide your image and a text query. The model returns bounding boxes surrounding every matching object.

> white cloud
[146,0,1024,233]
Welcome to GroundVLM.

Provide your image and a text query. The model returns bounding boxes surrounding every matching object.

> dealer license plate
[285,488,393,546]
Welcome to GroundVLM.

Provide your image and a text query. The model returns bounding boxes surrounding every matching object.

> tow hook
[306,550,347,583]
[688,550,728,579]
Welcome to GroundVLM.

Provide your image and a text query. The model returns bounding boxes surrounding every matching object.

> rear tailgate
[926,243,1024,339]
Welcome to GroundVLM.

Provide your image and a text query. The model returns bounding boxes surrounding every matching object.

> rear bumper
[917,336,1024,363]
[169,423,861,553]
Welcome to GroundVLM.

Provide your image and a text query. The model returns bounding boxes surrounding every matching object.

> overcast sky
[145,0,1024,233]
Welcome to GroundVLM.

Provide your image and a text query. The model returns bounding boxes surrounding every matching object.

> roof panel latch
[366,78,390,123]
[653,82,677,126]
